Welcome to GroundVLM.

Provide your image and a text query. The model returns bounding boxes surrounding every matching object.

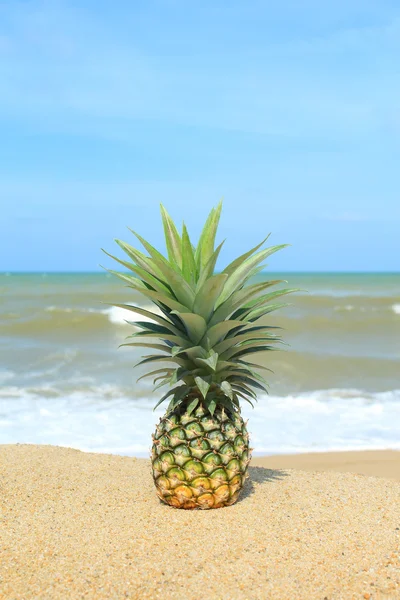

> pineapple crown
[103,202,297,417]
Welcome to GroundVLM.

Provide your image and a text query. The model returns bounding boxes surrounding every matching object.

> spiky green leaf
[193,273,229,322]
[195,200,222,270]
[170,312,207,344]
[194,375,211,400]
[220,380,233,400]
[194,351,219,372]
[181,223,197,284]
[195,240,225,292]
[160,204,182,268]
[206,320,246,347]
[216,244,289,308]
[186,396,200,416]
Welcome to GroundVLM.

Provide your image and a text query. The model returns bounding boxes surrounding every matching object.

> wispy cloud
[1,1,400,271]
[1,0,400,139]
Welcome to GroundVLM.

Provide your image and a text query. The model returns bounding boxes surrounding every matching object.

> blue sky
[1,0,399,272]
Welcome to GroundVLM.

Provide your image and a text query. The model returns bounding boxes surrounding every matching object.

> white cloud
[0,0,400,140]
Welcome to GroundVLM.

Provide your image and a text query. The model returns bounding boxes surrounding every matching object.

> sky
[1,0,399,272]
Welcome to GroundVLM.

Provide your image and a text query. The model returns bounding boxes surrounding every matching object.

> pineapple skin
[151,404,251,509]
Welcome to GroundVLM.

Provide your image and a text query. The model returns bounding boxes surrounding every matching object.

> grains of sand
[1,444,399,599]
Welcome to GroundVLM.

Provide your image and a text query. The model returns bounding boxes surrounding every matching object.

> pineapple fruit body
[152,404,251,509]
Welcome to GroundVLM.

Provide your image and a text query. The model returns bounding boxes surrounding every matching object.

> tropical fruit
[105,202,295,508]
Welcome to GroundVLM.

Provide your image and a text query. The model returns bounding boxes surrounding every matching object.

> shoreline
[5,444,400,479]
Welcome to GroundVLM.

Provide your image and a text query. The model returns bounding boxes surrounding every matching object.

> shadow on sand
[237,466,290,503]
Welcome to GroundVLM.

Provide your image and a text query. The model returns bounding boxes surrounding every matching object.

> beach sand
[253,450,400,480]
[1,445,399,599]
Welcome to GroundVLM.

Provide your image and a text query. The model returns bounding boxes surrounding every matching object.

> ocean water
[1,272,399,456]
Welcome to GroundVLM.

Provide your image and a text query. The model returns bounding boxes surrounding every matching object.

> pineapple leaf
[244,303,292,322]
[220,380,234,400]
[208,280,283,326]
[194,350,219,372]
[229,375,268,393]
[232,389,255,408]
[101,268,142,288]
[171,346,185,357]
[240,288,299,311]
[231,383,258,400]
[206,320,246,347]
[128,321,178,336]
[110,304,185,334]
[181,223,197,285]
[107,201,296,414]
[101,249,137,274]
[133,355,184,369]
[182,345,208,361]
[222,235,271,275]
[113,240,164,279]
[170,311,207,344]
[216,244,289,308]
[132,289,188,314]
[206,396,217,416]
[193,273,229,322]
[123,331,188,347]
[136,368,173,383]
[186,396,200,416]
[195,240,225,292]
[122,342,171,353]
[236,359,274,373]
[214,330,279,355]
[221,343,279,361]
[129,229,195,308]
[103,250,172,296]
[160,204,182,268]
[153,385,188,411]
[153,377,173,392]
[194,375,211,400]
[195,200,222,270]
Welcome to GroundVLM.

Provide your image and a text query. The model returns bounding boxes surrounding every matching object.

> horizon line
[1,270,399,276]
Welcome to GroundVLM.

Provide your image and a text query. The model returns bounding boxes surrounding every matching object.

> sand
[1,445,399,600]
[253,450,400,480]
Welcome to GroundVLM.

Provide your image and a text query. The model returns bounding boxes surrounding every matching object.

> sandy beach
[253,450,400,480]
[1,445,399,599]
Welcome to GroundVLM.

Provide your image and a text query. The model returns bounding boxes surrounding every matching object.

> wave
[1,304,161,336]
[104,305,162,325]
[1,386,399,456]
[45,305,135,325]
[2,382,399,402]
[2,298,399,339]
[333,303,400,314]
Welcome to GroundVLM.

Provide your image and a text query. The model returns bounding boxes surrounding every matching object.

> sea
[1,272,399,457]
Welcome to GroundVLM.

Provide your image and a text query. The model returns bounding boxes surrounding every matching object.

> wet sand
[1,444,399,599]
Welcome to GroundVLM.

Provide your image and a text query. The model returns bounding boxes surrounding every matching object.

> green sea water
[1,271,399,393]
[1,272,399,455]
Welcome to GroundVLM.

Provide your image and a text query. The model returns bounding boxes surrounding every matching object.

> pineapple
[104,202,295,509]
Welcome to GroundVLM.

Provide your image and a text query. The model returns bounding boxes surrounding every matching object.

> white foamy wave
[0,370,15,384]
[334,304,354,311]
[44,304,164,326]
[103,304,163,326]
[46,306,104,315]
[392,304,400,315]
[1,387,399,457]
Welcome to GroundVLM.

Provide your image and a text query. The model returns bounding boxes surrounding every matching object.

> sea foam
[1,386,399,457]
[103,305,162,326]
